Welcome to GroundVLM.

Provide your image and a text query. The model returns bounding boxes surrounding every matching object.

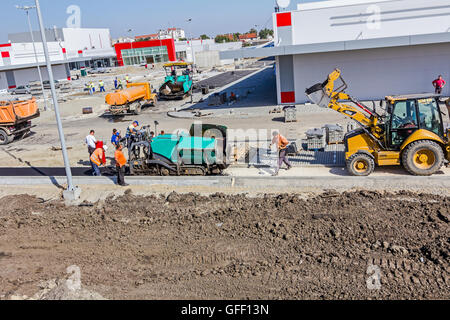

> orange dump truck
[0,98,40,145]
[105,82,157,115]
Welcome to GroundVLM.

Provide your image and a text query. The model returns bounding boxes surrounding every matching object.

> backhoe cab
[306,69,450,176]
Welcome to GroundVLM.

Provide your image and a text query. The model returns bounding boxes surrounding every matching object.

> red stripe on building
[8,85,17,89]
[0,43,12,48]
[1,51,10,58]
[113,38,177,67]
[78,50,83,54]
[277,12,292,27]
[281,91,295,104]
[62,48,67,54]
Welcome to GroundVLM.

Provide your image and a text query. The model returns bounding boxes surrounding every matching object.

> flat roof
[219,32,450,60]
[297,0,394,11]
[386,93,442,101]
[0,55,115,72]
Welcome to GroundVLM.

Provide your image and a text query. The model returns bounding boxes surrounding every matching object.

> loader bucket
[305,82,331,108]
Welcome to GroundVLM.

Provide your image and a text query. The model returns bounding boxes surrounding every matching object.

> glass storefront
[121,46,169,65]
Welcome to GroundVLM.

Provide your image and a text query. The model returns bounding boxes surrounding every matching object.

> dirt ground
[0,190,448,300]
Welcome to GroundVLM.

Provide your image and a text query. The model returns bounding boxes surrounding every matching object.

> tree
[232,33,241,41]
[200,34,210,40]
[215,35,231,43]
[249,28,258,35]
[259,28,274,39]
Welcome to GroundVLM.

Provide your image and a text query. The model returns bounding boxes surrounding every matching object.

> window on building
[121,46,169,65]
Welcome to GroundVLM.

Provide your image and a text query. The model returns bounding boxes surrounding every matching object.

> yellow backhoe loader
[306,69,450,176]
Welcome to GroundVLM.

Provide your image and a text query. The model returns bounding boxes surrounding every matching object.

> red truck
[0,98,40,145]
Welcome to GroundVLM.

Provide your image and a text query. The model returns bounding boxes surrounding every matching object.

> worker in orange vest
[114,143,128,186]
[271,131,292,176]
[90,141,108,176]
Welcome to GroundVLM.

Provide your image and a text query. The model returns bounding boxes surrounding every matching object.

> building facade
[0,27,116,90]
[114,39,176,66]
[221,0,450,104]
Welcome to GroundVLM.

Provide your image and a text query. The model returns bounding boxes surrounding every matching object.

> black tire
[134,104,142,115]
[0,130,13,145]
[346,153,375,176]
[402,140,444,176]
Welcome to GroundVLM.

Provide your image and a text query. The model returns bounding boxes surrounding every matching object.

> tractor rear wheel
[402,140,444,176]
[346,153,375,176]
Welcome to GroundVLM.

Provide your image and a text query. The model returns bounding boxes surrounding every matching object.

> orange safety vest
[90,148,104,166]
[115,150,127,167]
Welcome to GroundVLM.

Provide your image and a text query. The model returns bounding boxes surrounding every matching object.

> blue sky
[0,0,324,42]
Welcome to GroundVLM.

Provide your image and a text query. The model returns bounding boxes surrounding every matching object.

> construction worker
[111,129,121,148]
[432,75,446,94]
[85,130,97,155]
[115,143,128,186]
[114,77,118,90]
[90,141,108,176]
[99,80,105,92]
[126,121,140,149]
[125,75,130,84]
[271,131,292,176]
[118,78,123,90]
[88,82,93,95]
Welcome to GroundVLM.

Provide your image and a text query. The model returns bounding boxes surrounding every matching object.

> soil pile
[0,191,448,300]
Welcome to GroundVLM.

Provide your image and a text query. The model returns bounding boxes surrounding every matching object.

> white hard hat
[103,145,108,151]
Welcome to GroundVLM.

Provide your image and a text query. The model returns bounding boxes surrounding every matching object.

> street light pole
[187,18,195,66]
[34,0,79,199]
[16,5,49,111]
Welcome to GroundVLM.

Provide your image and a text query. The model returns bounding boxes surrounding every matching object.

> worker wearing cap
[115,144,128,186]
[90,142,108,176]
[126,121,140,149]
[271,131,292,176]
[99,80,105,93]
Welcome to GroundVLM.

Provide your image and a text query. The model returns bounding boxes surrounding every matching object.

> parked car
[9,85,30,95]
[43,80,61,89]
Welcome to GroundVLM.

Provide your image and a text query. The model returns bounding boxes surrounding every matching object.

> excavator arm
[306,69,383,139]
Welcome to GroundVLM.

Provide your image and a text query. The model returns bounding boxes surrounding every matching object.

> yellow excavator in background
[306,69,450,176]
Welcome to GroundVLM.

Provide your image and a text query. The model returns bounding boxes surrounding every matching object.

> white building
[0,27,115,91]
[175,39,242,67]
[221,0,450,104]
[159,28,186,41]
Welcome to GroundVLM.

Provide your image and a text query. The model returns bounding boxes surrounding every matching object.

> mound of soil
[0,191,448,300]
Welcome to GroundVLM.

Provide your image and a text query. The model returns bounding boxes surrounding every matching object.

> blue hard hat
[133,121,139,126]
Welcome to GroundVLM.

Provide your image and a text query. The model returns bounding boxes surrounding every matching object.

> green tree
[249,28,258,34]
[259,28,274,39]
[200,34,210,40]
[233,33,241,41]
[215,35,231,43]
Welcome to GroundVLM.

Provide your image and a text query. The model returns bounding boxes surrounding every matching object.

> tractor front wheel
[346,153,375,176]
[402,140,444,176]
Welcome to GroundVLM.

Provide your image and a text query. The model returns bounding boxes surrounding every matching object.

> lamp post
[15,4,49,111]
[186,18,195,66]
[35,0,79,200]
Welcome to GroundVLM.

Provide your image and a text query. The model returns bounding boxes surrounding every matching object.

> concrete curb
[1,176,449,190]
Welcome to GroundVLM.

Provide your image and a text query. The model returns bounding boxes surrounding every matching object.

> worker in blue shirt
[111,129,121,148]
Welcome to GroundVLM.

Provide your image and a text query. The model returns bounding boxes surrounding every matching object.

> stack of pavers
[323,124,345,145]
[29,81,43,96]
[306,128,326,151]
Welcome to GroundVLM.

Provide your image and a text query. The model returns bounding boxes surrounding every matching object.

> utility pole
[35,0,79,200]
[187,18,195,66]
[16,4,49,111]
